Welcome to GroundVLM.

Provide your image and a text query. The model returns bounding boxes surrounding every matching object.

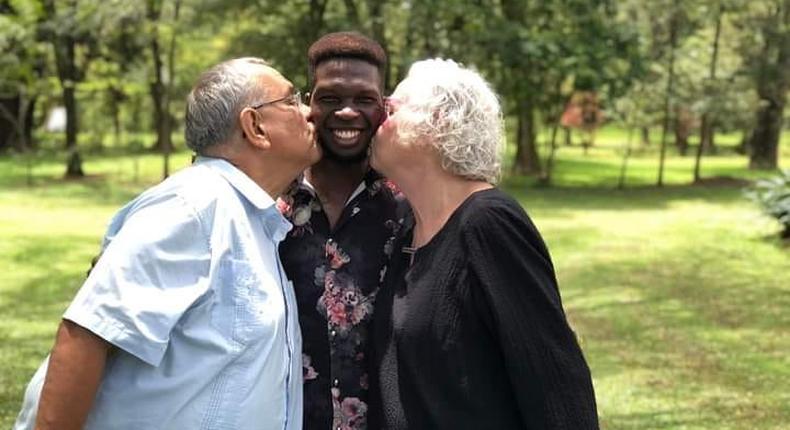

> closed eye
[317,96,341,105]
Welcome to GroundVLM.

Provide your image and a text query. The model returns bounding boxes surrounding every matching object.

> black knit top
[370,188,599,429]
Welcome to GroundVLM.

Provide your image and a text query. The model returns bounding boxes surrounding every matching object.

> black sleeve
[464,201,599,429]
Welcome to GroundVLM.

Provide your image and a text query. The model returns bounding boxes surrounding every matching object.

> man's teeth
[334,130,361,139]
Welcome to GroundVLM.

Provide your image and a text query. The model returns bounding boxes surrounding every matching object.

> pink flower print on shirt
[303,353,319,381]
[325,240,351,269]
[276,196,293,217]
[316,270,374,333]
[332,388,368,430]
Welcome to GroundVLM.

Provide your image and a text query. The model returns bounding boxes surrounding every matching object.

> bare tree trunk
[342,0,361,27]
[163,0,180,178]
[657,0,679,187]
[618,127,635,189]
[641,126,650,145]
[749,99,785,169]
[0,95,28,151]
[24,96,36,149]
[695,3,723,182]
[539,118,561,185]
[674,107,690,156]
[42,0,85,177]
[747,0,789,170]
[367,0,389,89]
[147,0,172,154]
[513,98,541,175]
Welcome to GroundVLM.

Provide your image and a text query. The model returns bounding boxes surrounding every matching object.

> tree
[146,0,178,157]
[0,0,48,153]
[736,0,790,169]
[39,0,106,176]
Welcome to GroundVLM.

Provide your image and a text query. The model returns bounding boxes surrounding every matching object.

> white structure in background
[45,107,66,132]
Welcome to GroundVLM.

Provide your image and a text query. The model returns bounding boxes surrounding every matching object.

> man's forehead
[314,58,382,89]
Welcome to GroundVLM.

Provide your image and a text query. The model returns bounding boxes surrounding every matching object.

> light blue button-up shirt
[15,157,303,430]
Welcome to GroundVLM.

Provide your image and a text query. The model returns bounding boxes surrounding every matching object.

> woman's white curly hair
[393,58,503,184]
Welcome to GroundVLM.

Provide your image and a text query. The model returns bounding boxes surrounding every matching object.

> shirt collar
[294,168,385,206]
[195,156,292,241]
[195,156,276,211]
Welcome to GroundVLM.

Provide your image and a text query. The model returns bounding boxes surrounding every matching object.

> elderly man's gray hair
[394,58,503,184]
[185,57,270,154]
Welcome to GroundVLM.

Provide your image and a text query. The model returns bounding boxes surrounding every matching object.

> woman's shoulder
[457,188,550,259]
[458,188,534,231]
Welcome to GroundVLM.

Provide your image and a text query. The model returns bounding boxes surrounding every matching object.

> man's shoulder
[112,164,231,229]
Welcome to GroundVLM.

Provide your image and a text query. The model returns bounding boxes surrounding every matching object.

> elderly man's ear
[239,108,271,151]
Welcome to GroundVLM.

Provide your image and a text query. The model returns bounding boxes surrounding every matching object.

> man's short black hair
[307,31,387,87]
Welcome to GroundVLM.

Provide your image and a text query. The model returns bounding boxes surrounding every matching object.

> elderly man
[14,57,319,430]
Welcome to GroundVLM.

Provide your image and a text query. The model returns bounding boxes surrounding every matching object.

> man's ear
[239,107,271,150]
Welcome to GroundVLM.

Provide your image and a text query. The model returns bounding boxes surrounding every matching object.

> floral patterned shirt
[278,170,408,430]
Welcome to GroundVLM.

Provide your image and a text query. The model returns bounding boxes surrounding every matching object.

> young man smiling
[277,32,407,430]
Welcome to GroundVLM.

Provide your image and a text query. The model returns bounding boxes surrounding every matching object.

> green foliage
[746,169,790,237]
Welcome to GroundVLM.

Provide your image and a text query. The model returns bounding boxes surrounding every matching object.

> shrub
[746,169,790,239]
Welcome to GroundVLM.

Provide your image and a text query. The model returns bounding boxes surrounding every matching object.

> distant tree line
[0,0,787,180]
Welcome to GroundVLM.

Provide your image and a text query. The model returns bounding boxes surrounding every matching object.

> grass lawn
[1,130,788,428]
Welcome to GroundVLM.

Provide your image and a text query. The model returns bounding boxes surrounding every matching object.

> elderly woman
[369,59,599,429]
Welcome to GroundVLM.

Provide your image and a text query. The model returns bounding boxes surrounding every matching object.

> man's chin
[319,140,369,164]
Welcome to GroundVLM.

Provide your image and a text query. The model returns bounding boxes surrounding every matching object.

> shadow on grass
[602,408,715,430]
[502,181,747,213]
[1,174,142,208]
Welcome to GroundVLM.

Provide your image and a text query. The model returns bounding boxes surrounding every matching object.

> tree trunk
[66,150,84,177]
[24,96,36,149]
[698,114,715,154]
[110,87,123,147]
[342,0,361,27]
[0,96,23,151]
[367,0,389,89]
[512,99,541,175]
[641,126,650,145]
[674,107,690,156]
[657,0,679,187]
[63,85,78,150]
[748,99,785,169]
[147,0,173,154]
[698,4,722,158]
[564,127,572,146]
[43,0,85,177]
[618,127,635,189]
[539,119,561,185]
[747,0,789,170]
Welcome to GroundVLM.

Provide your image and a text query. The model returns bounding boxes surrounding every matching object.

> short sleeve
[463,200,599,429]
[63,194,211,367]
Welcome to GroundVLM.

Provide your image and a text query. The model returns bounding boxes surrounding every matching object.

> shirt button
[330,329,337,338]
[333,378,339,387]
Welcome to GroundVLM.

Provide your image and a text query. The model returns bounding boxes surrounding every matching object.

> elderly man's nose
[335,106,359,119]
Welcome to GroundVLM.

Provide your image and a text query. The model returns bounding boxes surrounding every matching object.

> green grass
[1,130,788,428]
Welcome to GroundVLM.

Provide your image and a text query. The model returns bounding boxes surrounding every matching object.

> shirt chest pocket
[218,257,286,346]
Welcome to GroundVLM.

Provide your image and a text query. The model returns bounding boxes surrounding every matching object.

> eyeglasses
[250,91,304,110]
